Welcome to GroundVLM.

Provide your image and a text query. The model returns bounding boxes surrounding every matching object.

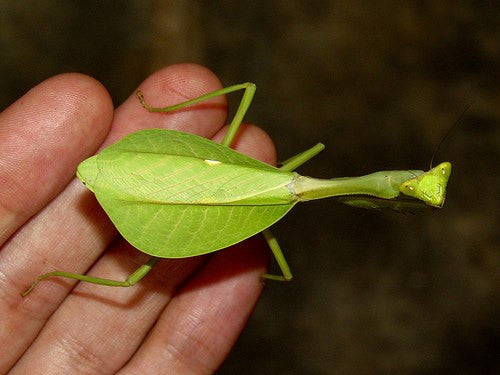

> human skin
[0,64,275,374]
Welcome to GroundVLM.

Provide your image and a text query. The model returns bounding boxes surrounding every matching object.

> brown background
[1,2,498,374]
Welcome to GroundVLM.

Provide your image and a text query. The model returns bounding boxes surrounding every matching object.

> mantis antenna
[429,102,474,168]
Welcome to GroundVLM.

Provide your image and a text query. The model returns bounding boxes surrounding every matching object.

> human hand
[0,64,275,374]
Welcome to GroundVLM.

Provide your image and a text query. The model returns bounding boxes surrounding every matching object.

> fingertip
[46,72,113,109]
[55,73,114,127]
[33,72,115,156]
[3,73,113,139]
[113,64,227,139]
[140,64,224,99]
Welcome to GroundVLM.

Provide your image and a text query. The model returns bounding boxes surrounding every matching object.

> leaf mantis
[21,82,451,296]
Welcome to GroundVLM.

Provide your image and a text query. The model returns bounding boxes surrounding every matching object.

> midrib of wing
[95,152,295,206]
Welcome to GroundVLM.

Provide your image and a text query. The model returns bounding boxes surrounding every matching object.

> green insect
[21,83,451,296]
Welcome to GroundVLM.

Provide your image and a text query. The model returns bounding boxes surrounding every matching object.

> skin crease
[0,64,276,374]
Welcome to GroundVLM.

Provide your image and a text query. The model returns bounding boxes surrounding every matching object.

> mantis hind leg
[136,83,256,148]
[21,257,160,297]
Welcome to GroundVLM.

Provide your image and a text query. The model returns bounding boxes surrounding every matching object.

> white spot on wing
[204,159,222,166]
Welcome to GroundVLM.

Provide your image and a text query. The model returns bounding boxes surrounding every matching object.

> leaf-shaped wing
[78,129,297,257]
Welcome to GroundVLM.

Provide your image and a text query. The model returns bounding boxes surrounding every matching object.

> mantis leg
[261,229,292,281]
[261,144,326,281]
[137,82,256,147]
[279,143,325,171]
[21,257,160,297]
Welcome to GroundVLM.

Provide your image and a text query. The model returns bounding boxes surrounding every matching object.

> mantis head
[399,162,451,208]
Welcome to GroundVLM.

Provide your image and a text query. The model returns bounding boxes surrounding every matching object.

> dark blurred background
[1,1,498,374]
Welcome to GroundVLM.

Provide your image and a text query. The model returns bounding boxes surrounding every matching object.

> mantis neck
[293,170,423,201]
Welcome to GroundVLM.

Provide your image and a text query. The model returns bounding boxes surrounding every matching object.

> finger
[0,73,113,372]
[0,73,113,246]
[121,124,276,373]
[8,64,229,373]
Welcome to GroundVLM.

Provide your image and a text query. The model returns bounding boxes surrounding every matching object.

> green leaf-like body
[77,129,298,258]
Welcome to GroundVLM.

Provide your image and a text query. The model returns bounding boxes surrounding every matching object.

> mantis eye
[399,179,419,199]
